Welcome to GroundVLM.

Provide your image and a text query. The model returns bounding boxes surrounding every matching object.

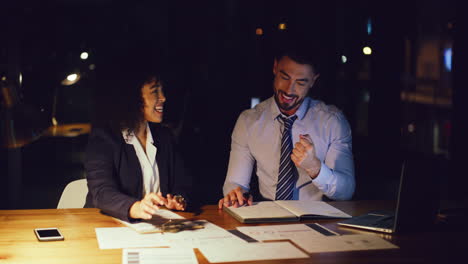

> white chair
[57,179,88,209]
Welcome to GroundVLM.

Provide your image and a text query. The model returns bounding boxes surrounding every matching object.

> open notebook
[224,200,351,223]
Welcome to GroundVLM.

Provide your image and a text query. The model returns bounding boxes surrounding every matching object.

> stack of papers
[95,210,398,263]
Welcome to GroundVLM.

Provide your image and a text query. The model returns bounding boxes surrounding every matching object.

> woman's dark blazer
[84,122,191,221]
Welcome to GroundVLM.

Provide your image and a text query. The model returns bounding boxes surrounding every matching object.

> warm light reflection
[278,23,287,30]
[61,73,80,86]
[256,28,263,35]
[363,46,372,55]
[80,52,89,60]
[67,74,78,82]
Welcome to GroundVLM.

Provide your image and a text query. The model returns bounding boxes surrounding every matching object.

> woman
[84,64,191,222]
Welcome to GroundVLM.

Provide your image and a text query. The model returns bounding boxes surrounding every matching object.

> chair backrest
[57,179,88,209]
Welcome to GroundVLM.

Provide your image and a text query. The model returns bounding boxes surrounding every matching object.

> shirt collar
[122,129,135,144]
[145,123,154,145]
[269,96,310,121]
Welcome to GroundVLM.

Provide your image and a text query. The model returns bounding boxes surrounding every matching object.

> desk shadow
[186,200,204,216]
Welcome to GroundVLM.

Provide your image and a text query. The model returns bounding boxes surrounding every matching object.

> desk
[0,201,464,264]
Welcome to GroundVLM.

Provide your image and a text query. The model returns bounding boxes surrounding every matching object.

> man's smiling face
[273,56,319,116]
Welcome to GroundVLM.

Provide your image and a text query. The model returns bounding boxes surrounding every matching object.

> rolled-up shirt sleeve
[312,112,355,200]
[223,112,256,196]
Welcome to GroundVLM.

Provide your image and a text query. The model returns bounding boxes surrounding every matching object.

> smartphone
[34,228,64,241]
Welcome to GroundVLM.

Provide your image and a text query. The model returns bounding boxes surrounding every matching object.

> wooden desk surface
[0,201,464,264]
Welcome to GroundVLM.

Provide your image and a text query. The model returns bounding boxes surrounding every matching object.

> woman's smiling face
[141,79,166,123]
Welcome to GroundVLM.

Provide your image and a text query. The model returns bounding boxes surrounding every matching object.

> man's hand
[218,186,253,209]
[291,134,321,179]
[129,192,167,220]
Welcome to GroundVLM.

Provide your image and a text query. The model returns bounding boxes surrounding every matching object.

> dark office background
[1,0,467,210]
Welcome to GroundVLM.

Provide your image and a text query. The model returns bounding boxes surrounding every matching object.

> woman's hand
[165,194,186,211]
[129,192,167,220]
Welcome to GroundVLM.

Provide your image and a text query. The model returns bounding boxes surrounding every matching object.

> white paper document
[198,241,309,263]
[236,224,328,241]
[95,220,244,250]
[162,220,246,248]
[116,209,185,234]
[123,247,198,264]
[95,227,170,249]
[290,233,399,253]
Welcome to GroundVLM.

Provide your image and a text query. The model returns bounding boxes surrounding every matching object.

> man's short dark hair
[274,40,322,74]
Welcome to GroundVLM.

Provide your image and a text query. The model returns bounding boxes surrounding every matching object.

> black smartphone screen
[37,229,61,237]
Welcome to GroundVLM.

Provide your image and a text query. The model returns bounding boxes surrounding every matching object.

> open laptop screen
[338,152,441,233]
[393,153,441,232]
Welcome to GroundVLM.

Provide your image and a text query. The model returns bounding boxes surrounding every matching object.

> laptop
[338,153,441,233]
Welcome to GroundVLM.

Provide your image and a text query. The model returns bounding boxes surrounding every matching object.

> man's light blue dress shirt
[223,96,355,201]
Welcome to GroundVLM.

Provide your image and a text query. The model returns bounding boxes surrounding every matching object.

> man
[218,45,355,209]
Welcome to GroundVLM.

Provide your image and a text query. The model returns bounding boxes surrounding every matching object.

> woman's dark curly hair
[94,57,164,134]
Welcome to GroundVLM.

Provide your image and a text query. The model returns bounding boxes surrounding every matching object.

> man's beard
[274,90,304,113]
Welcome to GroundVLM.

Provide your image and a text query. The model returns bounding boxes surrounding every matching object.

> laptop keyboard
[342,213,395,229]
[370,216,394,228]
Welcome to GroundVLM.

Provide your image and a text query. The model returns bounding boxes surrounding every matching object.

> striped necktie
[276,115,298,200]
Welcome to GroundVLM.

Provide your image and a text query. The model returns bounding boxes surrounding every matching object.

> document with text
[95,220,245,250]
[236,223,336,241]
[290,233,399,253]
[95,227,170,249]
[123,247,198,264]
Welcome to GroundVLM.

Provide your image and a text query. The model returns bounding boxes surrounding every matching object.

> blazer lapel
[122,138,143,199]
